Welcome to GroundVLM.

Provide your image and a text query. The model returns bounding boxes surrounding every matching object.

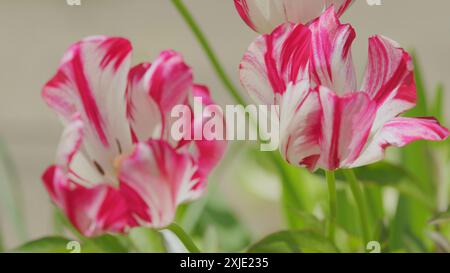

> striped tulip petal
[126,63,163,143]
[126,51,193,143]
[361,36,417,131]
[352,117,449,167]
[43,119,136,236]
[43,166,136,237]
[55,115,84,168]
[234,0,354,33]
[190,85,227,196]
[42,36,134,183]
[309,7,357,94]
[240,23,311,105]
[118,140,196,228]
[280,82,321,170]
[317,87,377,170]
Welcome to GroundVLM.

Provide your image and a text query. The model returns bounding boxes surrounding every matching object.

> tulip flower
[234,0,354,33]
[239,8,449,171]
[42,36,226,236]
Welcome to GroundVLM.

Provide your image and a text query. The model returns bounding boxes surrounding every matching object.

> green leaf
[129,227,166,253]
[353,162,414,186]
[82,234,129,253]
[13,237,72,253]
[0,137,27,241]
[354,163,434,211]
[247,231,339,253]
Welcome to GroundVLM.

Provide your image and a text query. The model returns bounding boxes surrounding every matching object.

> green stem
[171,0,246,106]
[325,171,337,242]
[343,169,371,247]
[166,223,201,253]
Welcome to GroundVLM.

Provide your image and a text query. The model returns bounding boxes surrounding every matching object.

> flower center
[113,154,128,177]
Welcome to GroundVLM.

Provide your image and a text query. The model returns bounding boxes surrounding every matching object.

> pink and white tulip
[240,8,449,171]
[234,0,354,33]
[42,36,226,236]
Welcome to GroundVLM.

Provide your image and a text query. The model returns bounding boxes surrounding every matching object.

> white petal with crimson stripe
[361,36,417,131]
[280,82,321,170]
[318,87,377,170]
[234,0,354,33]
[351,117,449,168]
[42,36,134,184]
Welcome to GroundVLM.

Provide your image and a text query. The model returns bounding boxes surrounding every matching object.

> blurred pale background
[0,0,449,248]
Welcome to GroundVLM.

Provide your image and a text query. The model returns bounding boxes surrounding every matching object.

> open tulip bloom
[239,7,449,171]
[234,0,354,33]
[41,36,226,237]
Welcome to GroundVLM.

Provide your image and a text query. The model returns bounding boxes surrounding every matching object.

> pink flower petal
[351,117,449,167]
[55,115,84,168]
[361,36,417,130]
[42,36,134,181]
[234,0,354,34]
[42,166,135,237]
[118,140,196,228]
[309,7,357,94]
[126,51,193,142]
[190,85,227,192]
[126,63,163,142]
[318,87,377,170]
[279,81,322,170]
[240,23,311,105]
[147,51,192,118]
